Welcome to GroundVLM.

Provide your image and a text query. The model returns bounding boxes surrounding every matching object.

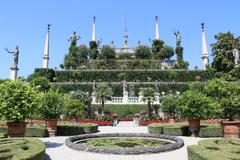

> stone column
[43,24,50,68]
[155,16,160,40]
[92,17,96,42]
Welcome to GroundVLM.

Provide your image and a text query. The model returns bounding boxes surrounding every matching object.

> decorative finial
[93,16,96,22]
[201,23,205,30]
[47,24,51,32]
[138,40,141,46]
[155,16,158,21]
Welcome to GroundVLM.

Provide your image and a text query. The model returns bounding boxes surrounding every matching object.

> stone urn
[7,122,27,137]
[221,121,240,139]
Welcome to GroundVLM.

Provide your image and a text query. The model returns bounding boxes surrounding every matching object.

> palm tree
[141,87,156,117]
[95,84,113,115]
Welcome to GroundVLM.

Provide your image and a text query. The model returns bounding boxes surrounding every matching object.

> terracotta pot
[188,119,200,132]
[221,121,240,139]
[45,119,58,132]
[7,122,27,137]
[169,116,176,123]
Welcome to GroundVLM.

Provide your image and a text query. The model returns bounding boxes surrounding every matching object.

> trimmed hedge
[0,126,48,137]
[53,70,213,82]
[51,82,189,96]
[148,123,223,137]
[199,125,223,137]
[163,125,189,136]
[57,123,98,136]
[0,138,45,160]
[187,139,240,160]
[103,104,147,118]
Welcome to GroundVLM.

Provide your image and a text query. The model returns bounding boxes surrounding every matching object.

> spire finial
[47,24,51,32]
[155,16,158,22]
[93,16,96,22]
[201,22,205,31]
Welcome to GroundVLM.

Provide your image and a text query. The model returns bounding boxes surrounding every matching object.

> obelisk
[155,16,160,40]
[201,23,209,70]
[43,24,50,68]
[92,16,96,42]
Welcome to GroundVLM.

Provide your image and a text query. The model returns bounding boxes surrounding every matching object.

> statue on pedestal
[174,31,182,46]
[233,48,239,66]
[68,31,80,46]
[122,79,127,93]
[5,46,19,68]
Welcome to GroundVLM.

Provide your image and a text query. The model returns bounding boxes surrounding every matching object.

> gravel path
[40,122,204,160]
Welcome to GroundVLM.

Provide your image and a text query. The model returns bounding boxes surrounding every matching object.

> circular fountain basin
[65,133,184,155]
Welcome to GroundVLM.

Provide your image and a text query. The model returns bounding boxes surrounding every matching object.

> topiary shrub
[29,77,51,92]
[0,138,45,160]
[187,139,240,160]
[147,123,169,134]
[25,126,48,137]
[34,68,56,82]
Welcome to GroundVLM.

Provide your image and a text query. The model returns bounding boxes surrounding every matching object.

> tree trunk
[101,97,105,116]
[147,101,152,117]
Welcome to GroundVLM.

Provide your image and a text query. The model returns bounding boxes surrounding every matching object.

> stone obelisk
[201,23,209,70]
[92,16,96,42]
[155,16,160,40]
[43,24,50,68]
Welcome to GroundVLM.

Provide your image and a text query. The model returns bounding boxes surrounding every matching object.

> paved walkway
[40,122,204,160]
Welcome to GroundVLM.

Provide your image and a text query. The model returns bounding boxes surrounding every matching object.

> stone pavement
[40,122,204,160]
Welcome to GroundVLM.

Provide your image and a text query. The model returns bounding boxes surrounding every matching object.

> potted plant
[161,95,177,123]
[39,90,64,135]
[0,80,38,137]
[204,79,240,138]
[176,90,220,135]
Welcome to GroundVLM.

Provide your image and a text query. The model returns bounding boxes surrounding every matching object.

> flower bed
[77,120,113,126]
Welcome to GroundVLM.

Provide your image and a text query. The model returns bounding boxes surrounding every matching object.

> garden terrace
[0,138,45,160]
[52,69,212,82]
[51,82,189,96]
[187,139,240,160]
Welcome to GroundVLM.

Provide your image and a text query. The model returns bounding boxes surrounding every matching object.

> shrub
[135,45,152,59]
[57,123,98,135]
[187,139,240,160]
[100,45,116,59]
[33,68,55,82]
[63,95,85,118]
[147,123,169,134]
[161,95,177,116]
[25,126,48,137]
[29,77,50,92]
[176,90,221,119]
[38,91,64,119]
[163,125,188,136]
[157,45,174,60]
[199,125,223,137]
[0,138,45,160]
[0,80,39,122]
[103,104,146,118]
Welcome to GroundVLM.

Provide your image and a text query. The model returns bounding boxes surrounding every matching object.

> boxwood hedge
[0,138,45,160]
[148,123,223,137]
[187,139,240,160]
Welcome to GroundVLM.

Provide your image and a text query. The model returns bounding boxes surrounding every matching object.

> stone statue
[68,31,80,45]
[122,79,127,93]
[233,48,239,66]
[5,46,19,68]
[92,80,96,91]
[155,80,159,93]
[174,31,182,46]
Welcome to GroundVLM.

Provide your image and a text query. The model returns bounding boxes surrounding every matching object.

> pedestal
[91,91,96,104]
[154,92,160,105]
[10,67,19,81]
[122,91,128,104]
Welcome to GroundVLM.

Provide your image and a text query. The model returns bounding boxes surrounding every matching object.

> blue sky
[0,0,240,79]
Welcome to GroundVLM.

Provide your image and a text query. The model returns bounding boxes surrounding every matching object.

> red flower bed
[77,119,113,126]
[139,119,170,126]
[118,117,133,121]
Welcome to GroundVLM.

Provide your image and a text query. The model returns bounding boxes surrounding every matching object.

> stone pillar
[122,90,129,104]
[201,23,209,70]
[155,16,160,40]
[43,24,50,68]
[10,66,19,80]
[92,17,96,42]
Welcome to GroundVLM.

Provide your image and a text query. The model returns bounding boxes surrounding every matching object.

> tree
[64,95,85,119]
[100,45,116,60]
[156,45,174,60]
[141,87,156,117]
[95,84,113,115]
[69,90,94,118]
[211,32,240,72]
[135,45,152,59]
[89,41,99,59]
[151,40,164,56]
[78,45,89,60]
[161,95,177,117]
